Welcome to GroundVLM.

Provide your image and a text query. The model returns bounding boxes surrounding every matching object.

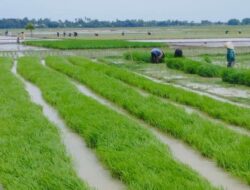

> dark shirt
[151,48,162,57]
[227,49,235,62]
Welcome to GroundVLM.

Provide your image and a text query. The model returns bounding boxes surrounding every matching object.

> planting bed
[46,56,250,186]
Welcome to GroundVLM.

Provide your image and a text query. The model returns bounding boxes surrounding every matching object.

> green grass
[0,57,88,190]
[68,57,250,130]
[47,56,250,185]
[17,56,216,190]
[24,39,166,50]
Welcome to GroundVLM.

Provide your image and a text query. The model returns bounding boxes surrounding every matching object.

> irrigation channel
[39,59,250,190]
[11,60,125,190]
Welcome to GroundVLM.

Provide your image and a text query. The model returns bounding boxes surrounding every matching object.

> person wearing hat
[225,42,236,67]
[151,48,165,63]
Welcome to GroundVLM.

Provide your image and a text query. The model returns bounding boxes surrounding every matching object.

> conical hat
[225,42,234,49]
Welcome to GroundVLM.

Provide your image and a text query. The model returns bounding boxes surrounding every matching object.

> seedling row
[45,56,250,185]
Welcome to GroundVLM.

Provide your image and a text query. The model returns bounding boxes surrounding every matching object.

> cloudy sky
[1,0,249,21]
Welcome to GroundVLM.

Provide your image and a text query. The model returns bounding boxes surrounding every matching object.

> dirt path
[70,79,250,190]
[12,61,125,190]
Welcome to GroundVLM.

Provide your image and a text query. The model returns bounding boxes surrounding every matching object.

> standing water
[136,72,250,109]
[11,61,125,190]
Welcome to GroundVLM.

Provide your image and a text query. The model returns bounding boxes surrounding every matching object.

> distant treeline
[1,18,250,29]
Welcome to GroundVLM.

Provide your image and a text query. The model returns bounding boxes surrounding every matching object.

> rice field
[1,30,250,190]
[23,39,166,50]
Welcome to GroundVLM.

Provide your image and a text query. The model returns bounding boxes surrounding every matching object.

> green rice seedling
[18,56,216,190]
[124,51,173,63]
[123,51,151,63]
[23,39,166,50]
[123,51,224,77]
[0,57,88,190]
[68,56,250,130]
[166,57,225,77]
[47,56,250,185]
[222,68,250,87]
[203,55,212,64]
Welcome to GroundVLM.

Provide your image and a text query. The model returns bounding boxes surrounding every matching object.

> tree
[242,18,250,25]
[201,20,212,25]
[25,23,35,37]
[227,19,240,26]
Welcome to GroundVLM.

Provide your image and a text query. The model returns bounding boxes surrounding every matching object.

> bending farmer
[225,42,236,67]
[151,48,165,63]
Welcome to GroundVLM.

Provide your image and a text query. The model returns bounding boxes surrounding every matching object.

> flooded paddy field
[1,31,250,190]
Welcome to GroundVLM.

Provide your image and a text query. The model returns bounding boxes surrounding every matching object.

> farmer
[21,32,25,40]
[17,36,20,44]
[225,42,236,67]
[151,48,165,63]
[174,48,183,57]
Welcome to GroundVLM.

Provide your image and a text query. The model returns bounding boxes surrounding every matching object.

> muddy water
[136,72,250,108]
[0,36,46,51]
[183,82,250,99]
[173,82,250,108]
[72,81,250,190]
[12,61,125,190]
[138,65,250,101]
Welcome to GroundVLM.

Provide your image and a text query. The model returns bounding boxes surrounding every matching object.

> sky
[1,0,249,22]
